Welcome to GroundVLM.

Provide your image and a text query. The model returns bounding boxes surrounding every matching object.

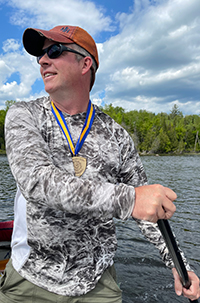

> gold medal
[72,156,87,177]
[51,100,95,177]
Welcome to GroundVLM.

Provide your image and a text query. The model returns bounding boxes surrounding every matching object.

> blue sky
[0,0,200,115]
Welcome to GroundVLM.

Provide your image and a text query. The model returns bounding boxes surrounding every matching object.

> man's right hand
[132,184,177,222]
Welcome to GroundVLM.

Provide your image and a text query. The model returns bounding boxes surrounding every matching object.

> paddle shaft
[157,219,199,303]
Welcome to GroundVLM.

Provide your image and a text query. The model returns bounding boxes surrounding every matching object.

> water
[0,154,199,302]
[0,156,16,221]
[115,155,200,302]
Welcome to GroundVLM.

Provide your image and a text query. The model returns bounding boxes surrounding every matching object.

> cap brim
[23,28,73,56]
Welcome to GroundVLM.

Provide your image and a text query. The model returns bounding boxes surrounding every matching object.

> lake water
[0,154,199,302]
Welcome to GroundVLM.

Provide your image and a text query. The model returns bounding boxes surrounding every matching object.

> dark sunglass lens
[48,44,62,59]
[36,44,63,63]
[37,55,43,63]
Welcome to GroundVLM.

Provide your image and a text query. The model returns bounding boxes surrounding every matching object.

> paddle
[157,219,199,303]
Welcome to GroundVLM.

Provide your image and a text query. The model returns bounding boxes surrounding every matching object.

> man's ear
[82,57,93,75]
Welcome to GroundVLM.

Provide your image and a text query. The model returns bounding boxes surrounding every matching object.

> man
[1,25,199,303]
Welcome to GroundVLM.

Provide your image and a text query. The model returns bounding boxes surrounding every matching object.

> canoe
[0,221,13,273]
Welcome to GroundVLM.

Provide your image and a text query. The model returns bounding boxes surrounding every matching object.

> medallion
[51,100,95,177]
[72,156,87,177]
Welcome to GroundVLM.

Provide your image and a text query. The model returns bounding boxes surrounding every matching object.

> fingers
[172,268,200,300]
[164,187,177,201]
[182,271,200,300]
[172,268,183,296]
[161,187,177,219]
[133,184,177,222]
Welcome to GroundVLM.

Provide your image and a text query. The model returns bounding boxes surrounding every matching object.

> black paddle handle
[157,219,199,303]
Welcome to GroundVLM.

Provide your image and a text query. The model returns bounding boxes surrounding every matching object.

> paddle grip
[157,219,199,303]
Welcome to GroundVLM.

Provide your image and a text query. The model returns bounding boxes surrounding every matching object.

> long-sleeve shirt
[5,96,190,296]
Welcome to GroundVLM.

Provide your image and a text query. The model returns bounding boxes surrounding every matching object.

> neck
[50,92,90,115]
[51,99,89,115]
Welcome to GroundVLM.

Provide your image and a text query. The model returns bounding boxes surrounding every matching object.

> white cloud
[92,0,200,114]
[0,42,42,108]
[0,59,14,83]
[2,39,20,52]
[1,0,200,115]
[0,0,115,108]
[7,0,114,37]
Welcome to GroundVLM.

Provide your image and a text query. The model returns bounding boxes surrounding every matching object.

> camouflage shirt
[5,96,190,296]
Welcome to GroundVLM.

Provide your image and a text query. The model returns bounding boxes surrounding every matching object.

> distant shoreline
[0,149,199,157]
[139,151,200,156]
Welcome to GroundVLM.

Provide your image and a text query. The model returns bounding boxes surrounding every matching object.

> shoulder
[6,96,51,119]
[95,105,131,140]
[5,96,52,133]
[8,96,50,112]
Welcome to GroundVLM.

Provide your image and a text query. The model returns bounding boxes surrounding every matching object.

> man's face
[38,39,84,97]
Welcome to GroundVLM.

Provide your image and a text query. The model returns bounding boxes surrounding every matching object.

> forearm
[135,219,191,270]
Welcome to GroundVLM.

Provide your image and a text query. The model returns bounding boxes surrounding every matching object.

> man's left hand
[172,268,200,301]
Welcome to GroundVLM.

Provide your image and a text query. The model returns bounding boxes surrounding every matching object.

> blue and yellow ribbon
[51,100,95,156]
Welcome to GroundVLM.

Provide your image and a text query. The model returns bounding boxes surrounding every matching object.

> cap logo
[60,26,70,33]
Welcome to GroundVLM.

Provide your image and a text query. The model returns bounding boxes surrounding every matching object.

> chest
[41,114,123,182]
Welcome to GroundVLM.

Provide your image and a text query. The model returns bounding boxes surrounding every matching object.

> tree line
[0,101,199,154]
[0,100,16,151]
[100,103,200,154]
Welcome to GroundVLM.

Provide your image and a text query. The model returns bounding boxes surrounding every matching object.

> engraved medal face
[51,101,95,178]
[72,156,87,177]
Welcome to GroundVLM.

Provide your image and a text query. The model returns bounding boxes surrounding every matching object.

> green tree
[100,104,125,125]
[170,104,183,120]
[0,110,6,149]
[100,103,200,154]
[150,128,171,153]
[5,100,16,112]
[0,100,16,150]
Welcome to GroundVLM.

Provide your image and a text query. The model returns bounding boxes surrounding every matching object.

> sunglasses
[37,43,86,63]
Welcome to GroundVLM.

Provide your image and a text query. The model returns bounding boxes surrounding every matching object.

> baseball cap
[23,25,99,70]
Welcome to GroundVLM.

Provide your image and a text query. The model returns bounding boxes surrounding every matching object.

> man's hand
[172,268,200,300]
[132,184,177,222]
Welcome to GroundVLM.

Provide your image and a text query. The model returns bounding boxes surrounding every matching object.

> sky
[0,0,200,115]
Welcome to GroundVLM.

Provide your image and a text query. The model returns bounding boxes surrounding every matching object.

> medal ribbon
[51,100,95,156]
